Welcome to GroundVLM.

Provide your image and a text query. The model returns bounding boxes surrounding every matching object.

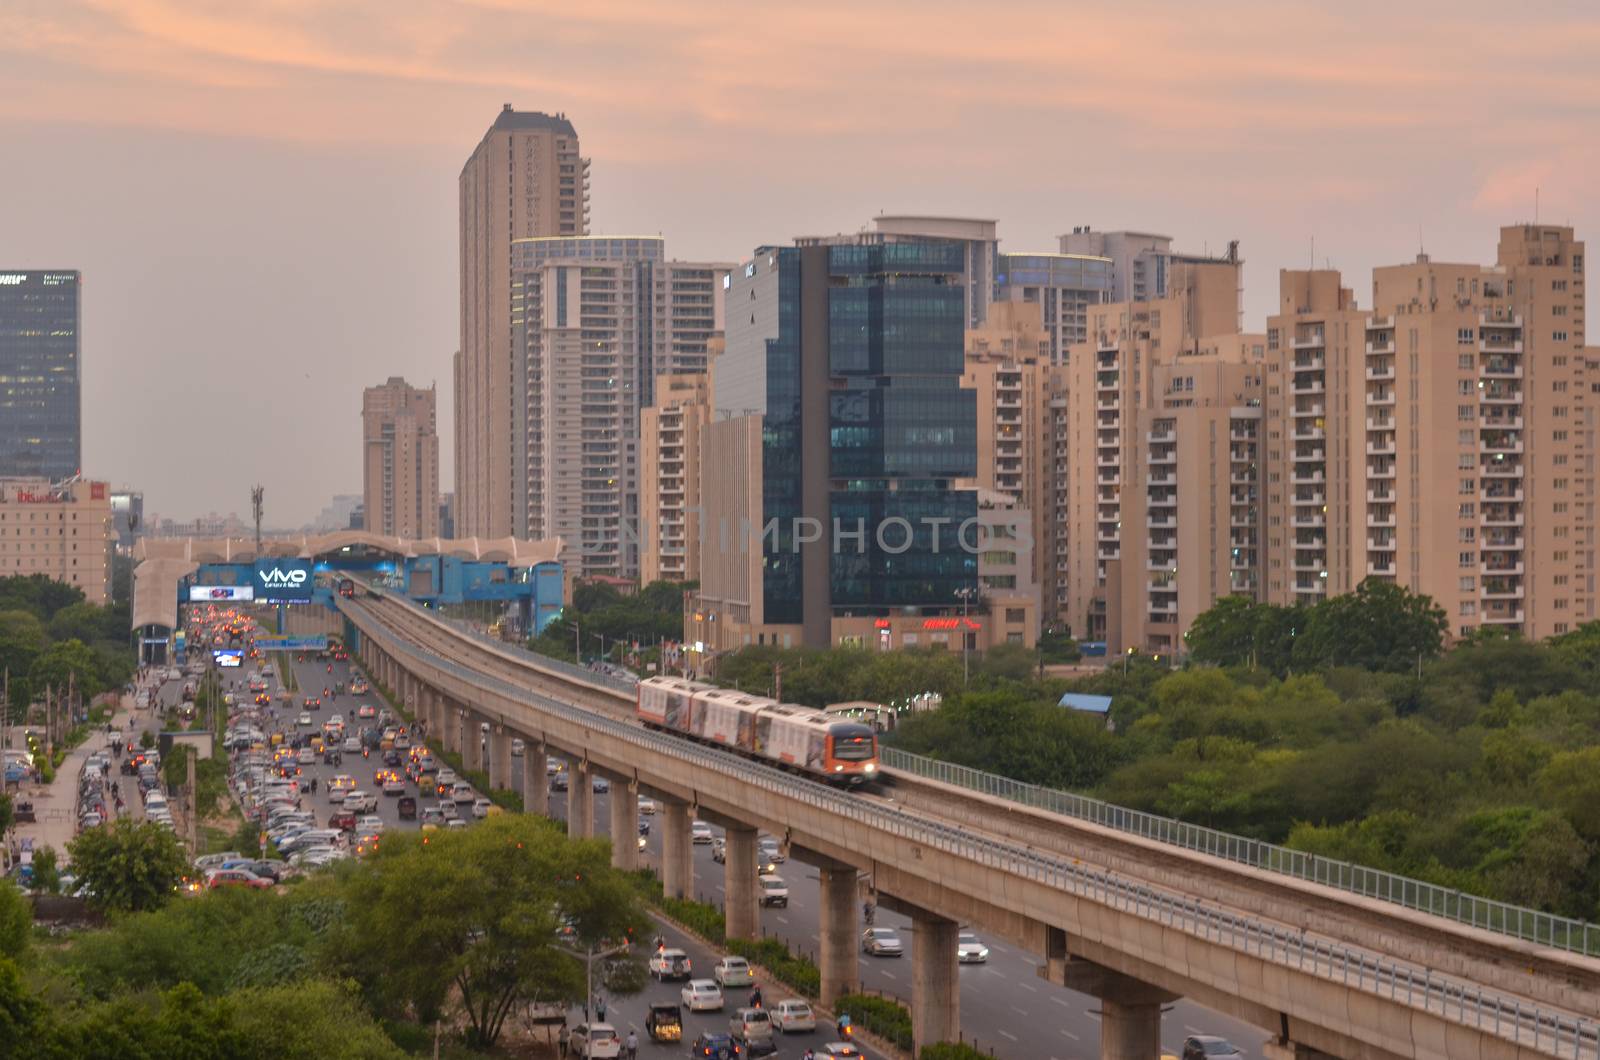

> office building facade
[0,478,113,604]
[362,377,441,539]
[0,271,81,479]
[456,106,589,540]
[687,241,980,658]
[995,251,1114,363]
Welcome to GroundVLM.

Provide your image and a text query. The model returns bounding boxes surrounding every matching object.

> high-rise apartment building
[362,377,441,539]
[110,489,143,552]
[456,106,589,540]
[1258,225,1592,639]
[510,236,727,577]
[0,478,113,604]
[0,271,81,479]
[1061,228,1241,327]
[640,373,711,584]
[995,251,1115,363]
[686,241,980,657]
[1065,261,1245,642]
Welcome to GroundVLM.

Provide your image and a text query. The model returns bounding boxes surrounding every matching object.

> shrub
[727,936,820,997]
[834,992,913,1052]
[920,1044,990,1060]
[659,895,725,944]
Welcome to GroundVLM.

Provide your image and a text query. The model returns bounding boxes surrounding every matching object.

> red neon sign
[921,618,981,631]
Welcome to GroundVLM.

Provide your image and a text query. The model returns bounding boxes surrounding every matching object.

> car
[384,777,406,797]
[206,868,273,889]
[302,696,320,710]
[1182,1036,1244,1060]
[546,755,564,776]
[451,781,476,804]
[419,806,445,828]
[329,810,358,831]
[296,712,312,727]
[472,797,492,818]
[438,800,460,821]
[637,797,657,814]
[357,704,376,719]
[729,1006,773,1043]
[713,956,753,988]
[956,930,990,963]
[818,1044,863,1058]
[770,998,815,1034]
[568,1022,622,1058]
[436,767,459,787]
[861,926,904,957]
[343,790,377,813]
[692,820,715,844]
[356,814,385,834]
[591,775,609,793]
[757,837,786,863]
[758,875,789,907]
[296,747,315,765]
[681,978,725,1012]
[342,737,362,753]
[711,837,727,864]
[548,771,569,792]
[445,818,467,829]
[649,947,693,980]
[690,1032,745,1058]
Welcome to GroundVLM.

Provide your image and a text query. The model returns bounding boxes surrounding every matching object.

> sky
[3,0,1598,526]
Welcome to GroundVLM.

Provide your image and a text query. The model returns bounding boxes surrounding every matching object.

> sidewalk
[10,692,158,859]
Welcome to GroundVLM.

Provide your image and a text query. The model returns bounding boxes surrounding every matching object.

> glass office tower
[0,271,81,478]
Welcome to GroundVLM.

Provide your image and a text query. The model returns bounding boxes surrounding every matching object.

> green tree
[66,822,188,913]
[227,979,404,1059]
[1293,579,1446,673]
[28,639,103,701]
[0,610,47,718]
[0,882,29,960]
[0,956,46,1057]
[29,846,59,897]
[0,575,84,623]
[1536,747,1600,840]
[338,815,645,1049]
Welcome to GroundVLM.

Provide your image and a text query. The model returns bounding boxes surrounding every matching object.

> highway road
[230,645,1267,1058]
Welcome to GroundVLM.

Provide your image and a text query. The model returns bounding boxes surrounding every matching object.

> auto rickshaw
[646,1002,682,1043]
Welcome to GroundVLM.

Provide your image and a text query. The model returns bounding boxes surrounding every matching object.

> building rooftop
[489,105,577,137]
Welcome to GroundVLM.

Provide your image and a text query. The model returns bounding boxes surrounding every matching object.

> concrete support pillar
[522,737,548,817]
[911,912,960,1054]
[724,825,759,941]
[660,800,693,900]
[567,762,594,838]
[608,779,638,871]
[463,712,483,773]
[818,865,860,1007]
[489,725,511,792]
[440,699,459,754]
[1100,998,1163,1060]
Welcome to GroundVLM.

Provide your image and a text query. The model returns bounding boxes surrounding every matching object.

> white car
[296,712,312,727]
[343,790,377,813]
[691,820,715,844]
[771,998,816,1033]
[472,797,492,818]
[649,947,692,981]
[570,1022,621,1058]
[356,815,385,834]
[296,747,315,765]
[957,930,990,963]
[862,926,904,957]
[713,956,753,987]
[681,978,724,1012]
[758,874,789,908]
[451,781,476,805]
[637,797,657,814]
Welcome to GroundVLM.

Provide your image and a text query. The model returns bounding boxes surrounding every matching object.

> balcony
[1146,429,1176,444]
[1146,514,1177,529]
[1366,511,1396,528]
[1097,470,1121,486]
[1480,358,1523,378]
[1230,471,1256,487]
[1292,378,1326,395]
[1097,336,1119,353]
[1480,509,1525,527]
[1097,453,1120,468]
[1230,510,1258,527]
[1294,351,1325,370]
[1230,426,1259,442]
[1148,468,1176,485]
[1294,402,1325,418]
[1229,573,1258,592]
[1148,599,1178,614]
[1148,448,1177,465]
[1480,561,1525,576]
[1479,386,1522,404]
[1096,372,1120,391]
[1366,560,1397,577]
[1366,487,1395,503]
[1293,513,1326,528]
[1367,314,1394,329]
[1294,488,1325,505]
[1097,395,1121,410]
[1479,311,1522,329]
[1479,436,1524,455]
[1481,609,1525,625]
[1367,533,1396,550]
[1292,331,1326,349]
[1294,426,1326,441]
[1481,580,1525,600]
[1296,444,1326,462]
[1367,389,1395,406]
[1292,556,1328,572]
[1365,338,1396,355]
[1097,529,1119,544]
[1483,486,1523,502]
[1480,414,1523,430]
[1366,414,1395,431]
[1146,579,1177,594]
[1366,364,1396,381]
[1365,439,1397,457]
[1367,461,1396,479]
[1291,468,1326,485]
[1098,546,1121,561]
[1481,534,1524,550]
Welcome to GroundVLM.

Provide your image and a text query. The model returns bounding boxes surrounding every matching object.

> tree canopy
[66,822,190,914]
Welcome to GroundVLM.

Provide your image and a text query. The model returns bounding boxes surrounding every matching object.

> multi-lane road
[226,645,1265,1058]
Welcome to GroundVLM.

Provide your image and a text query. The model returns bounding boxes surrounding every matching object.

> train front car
[821,719,880,785]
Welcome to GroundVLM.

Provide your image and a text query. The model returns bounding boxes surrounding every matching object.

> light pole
[954,587,979,686]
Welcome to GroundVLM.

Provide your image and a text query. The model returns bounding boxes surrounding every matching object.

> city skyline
[3,1,1598,523]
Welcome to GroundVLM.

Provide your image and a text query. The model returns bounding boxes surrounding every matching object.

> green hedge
[727,936,820,998]
[834,993,913,1052]
[659,895,726,944]
[920,1044,991,1060]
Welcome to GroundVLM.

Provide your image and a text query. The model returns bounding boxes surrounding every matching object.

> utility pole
[773,662,783,702]
[186,746,198,852]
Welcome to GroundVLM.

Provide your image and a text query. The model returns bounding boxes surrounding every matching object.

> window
[1555,574,1569,586]
[1555,623,1570,634]
[1555,331,1569,341]
[1556,454,1569,465]
[1458,430,1474,445]
[1460,601,1477,616]
[1554,280,1568,291]
[1457,405,1475,420]
[1459,354,1474,370]
[1458,380,1475,395]
[1554,305,1568,316]
[1459,479,1476,494]
[1459,576,1476,591]
[1458,453,1475,469]
[1555,599,1569,609]
[1457,328,1475,344]
[1554,380,1569,392]
[1459,551,1476,567]
[1459,528,1476,542]
[1459,504,1476,518]
[1554,430,1568,441]
[1555,502,1569,513]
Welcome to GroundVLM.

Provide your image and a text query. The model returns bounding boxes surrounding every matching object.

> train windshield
[831,724,877,761]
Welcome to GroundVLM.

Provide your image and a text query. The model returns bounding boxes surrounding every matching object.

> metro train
[636,676,880,786]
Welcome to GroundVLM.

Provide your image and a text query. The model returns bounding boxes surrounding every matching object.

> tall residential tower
[362,377,441,539]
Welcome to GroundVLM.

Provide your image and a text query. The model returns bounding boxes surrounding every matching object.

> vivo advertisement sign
[253,559,313,603]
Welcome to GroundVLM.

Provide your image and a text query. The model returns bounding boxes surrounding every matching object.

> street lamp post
[954,587,979,686]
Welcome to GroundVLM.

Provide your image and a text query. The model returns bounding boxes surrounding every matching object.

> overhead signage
[921,617,982,631]
[213,649,244,668]
[189,585,255,602]
[253,558,313,603]
[254,635,327,652]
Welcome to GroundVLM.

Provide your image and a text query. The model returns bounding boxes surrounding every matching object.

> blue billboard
[252,558,314,603]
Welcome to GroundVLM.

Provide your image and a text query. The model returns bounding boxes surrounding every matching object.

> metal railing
[351,598,1600,1060]
[881,749,1600,958]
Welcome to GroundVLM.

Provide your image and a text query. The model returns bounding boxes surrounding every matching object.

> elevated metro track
[342,591,1600,1060]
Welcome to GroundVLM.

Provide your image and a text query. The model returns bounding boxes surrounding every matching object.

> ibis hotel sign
[252,558,313,603]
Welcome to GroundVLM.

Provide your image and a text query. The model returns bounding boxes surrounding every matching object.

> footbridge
[340,587,1600,1060]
